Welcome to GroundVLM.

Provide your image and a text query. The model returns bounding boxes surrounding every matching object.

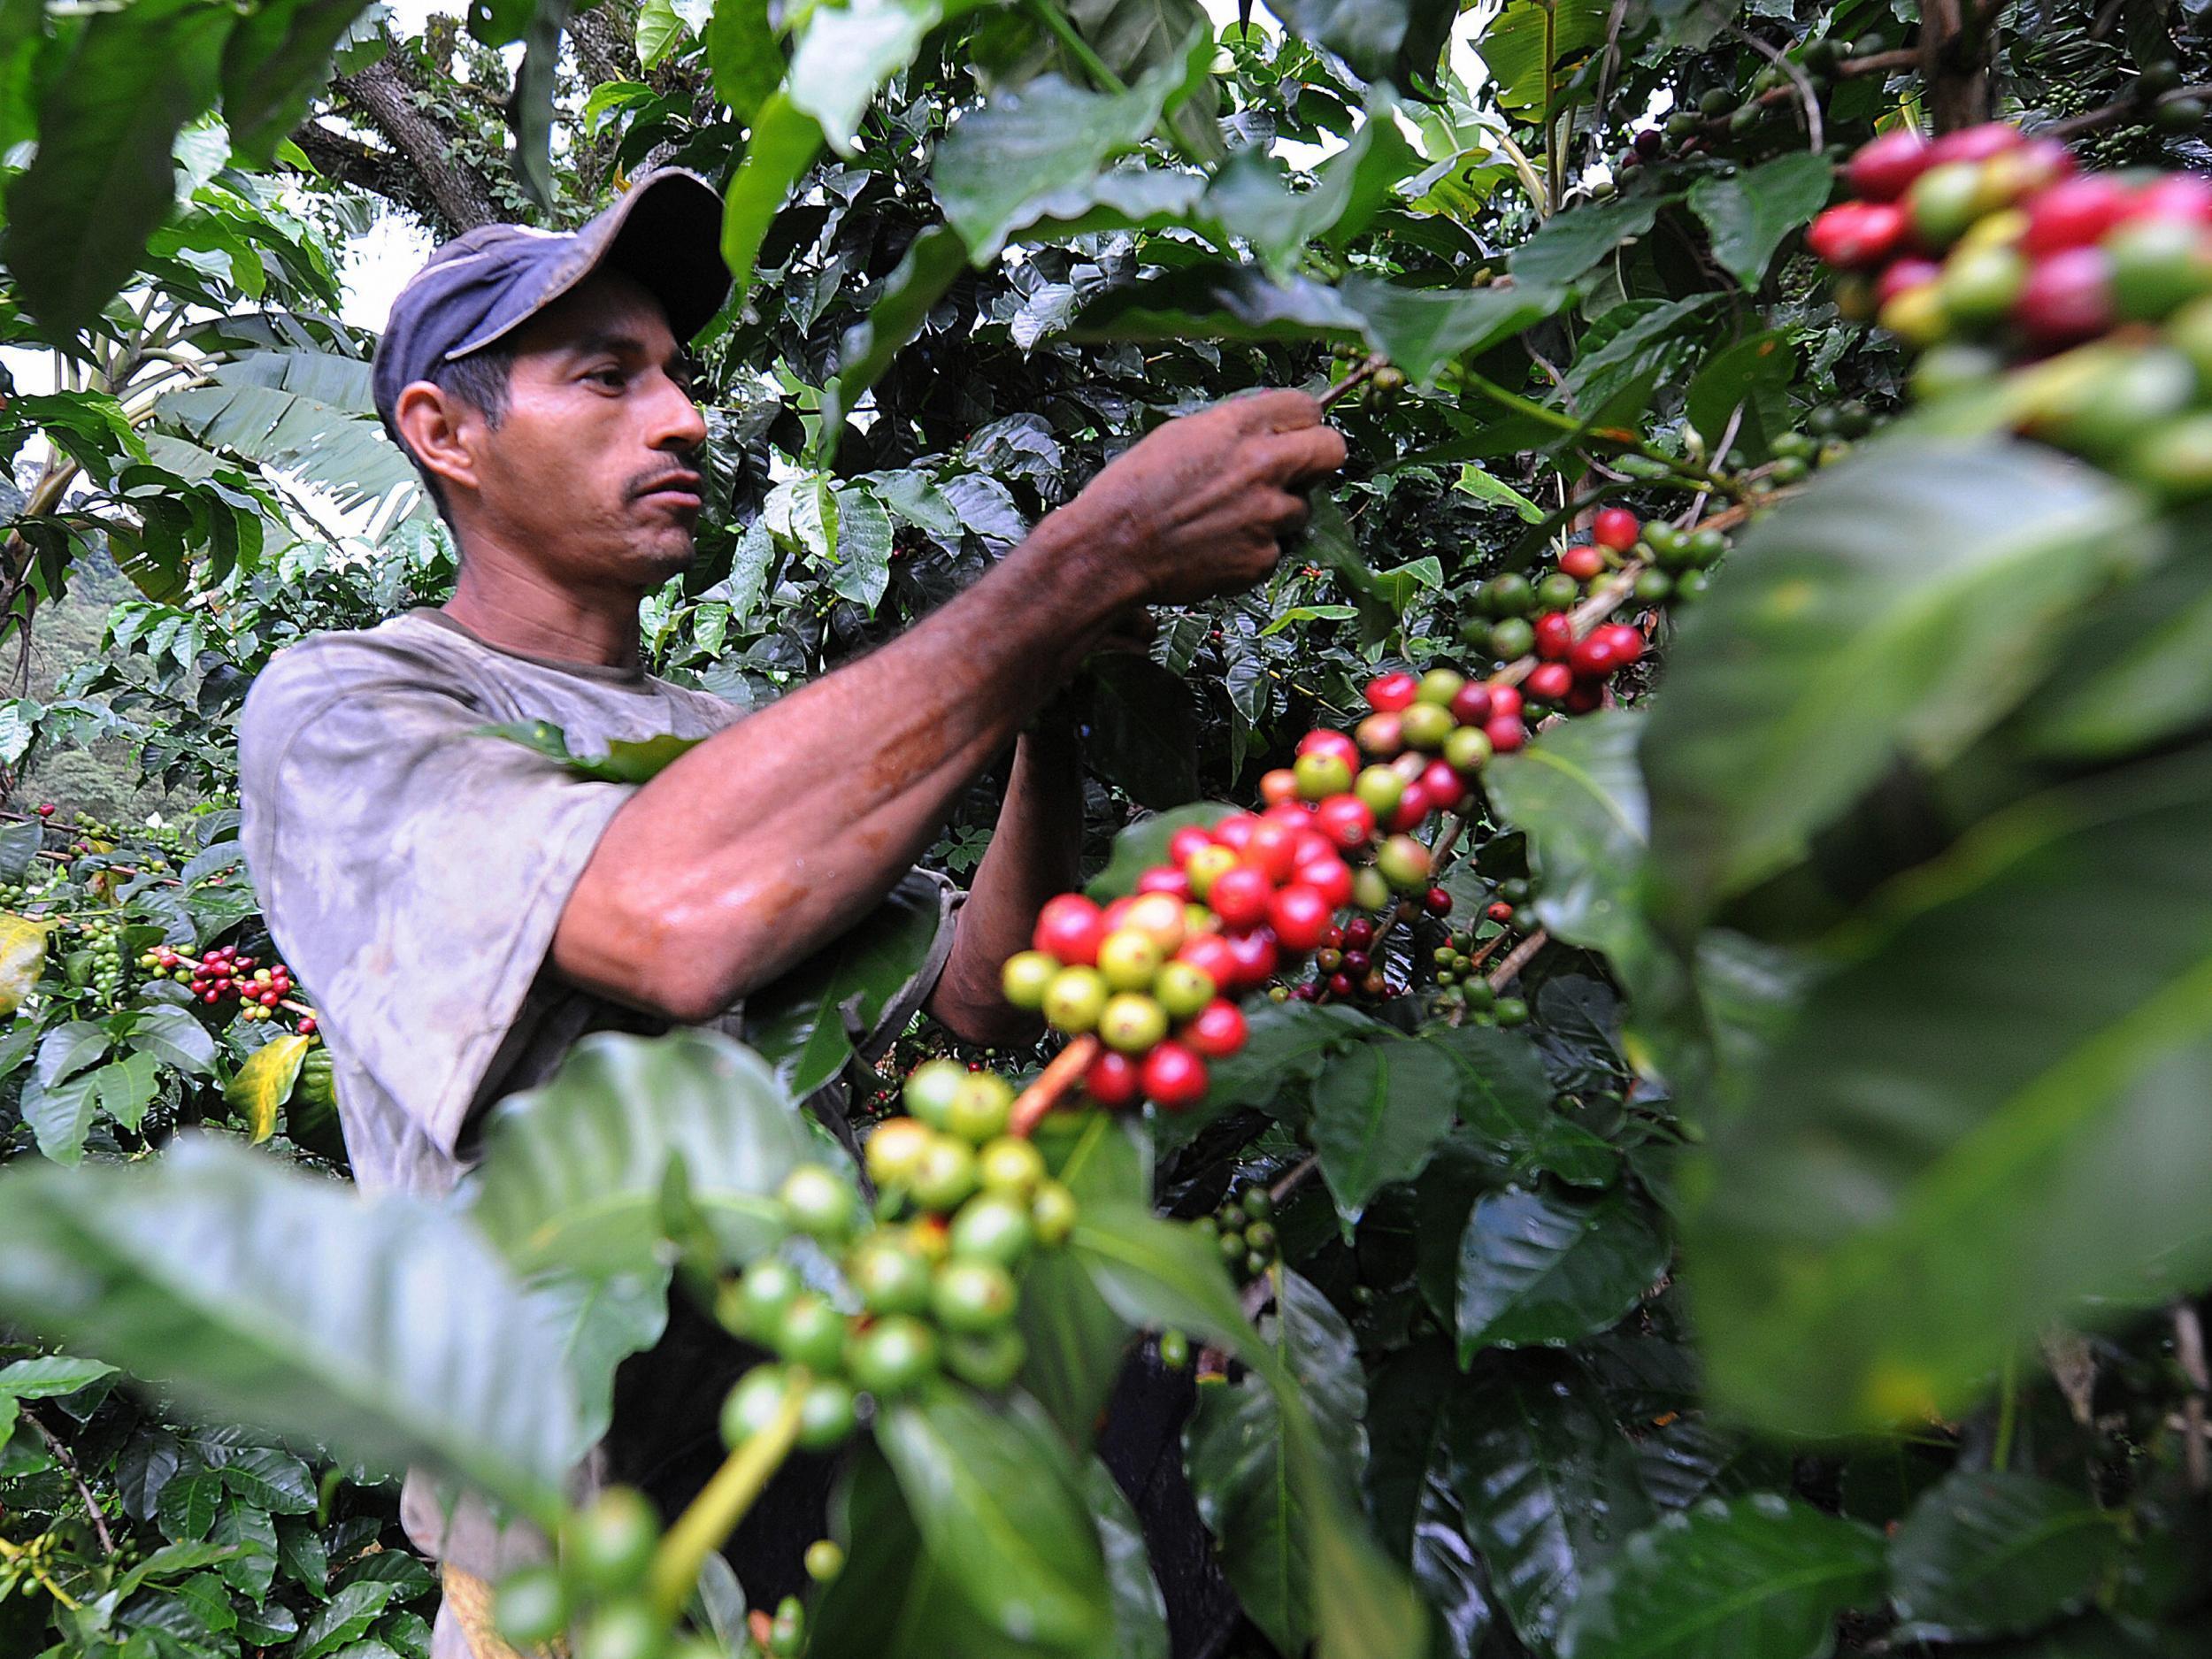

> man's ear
[393,381,480,500]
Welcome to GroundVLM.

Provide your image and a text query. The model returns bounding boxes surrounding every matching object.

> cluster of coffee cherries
[1456,510,1669,705]
[59,809,182,870]
[1809,121,2212,494]
[723,1063,1079,1436]
[72,914,128,1000]
[139,943,299,1024]
[1194,1182,1279,1285]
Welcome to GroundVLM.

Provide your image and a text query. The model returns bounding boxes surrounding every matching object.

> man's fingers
[1267,489,1312,536]
[1251,423,1348,487]
[1228,388,1326,434]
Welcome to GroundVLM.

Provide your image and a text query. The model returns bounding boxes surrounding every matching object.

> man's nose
[649,369,709,451]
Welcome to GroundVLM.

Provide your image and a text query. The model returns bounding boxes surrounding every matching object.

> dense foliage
[3,0,2212,1653]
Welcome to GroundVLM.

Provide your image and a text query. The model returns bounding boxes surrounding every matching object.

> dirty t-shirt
[236,608,956,1588]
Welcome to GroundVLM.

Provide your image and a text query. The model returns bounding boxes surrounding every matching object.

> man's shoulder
[239,615,479,763]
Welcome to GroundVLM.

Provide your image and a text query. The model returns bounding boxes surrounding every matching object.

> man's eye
[590,367,626,388]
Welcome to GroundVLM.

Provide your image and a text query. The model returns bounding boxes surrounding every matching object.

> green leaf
[706,0,780,126]
[511,0,579,208]
[826,486,894,608]
[226,1032,311,1144]
[0,1355,116,1401]
[743,879,943,1100]
[1262,0,1455,81]
[1209,104,1423,276]
[1455,465,1545,524]
[1018,1115,1147,1439]
[2019,533,2212,758]
[1641,437,2142,924]
[1187,1270,1367,1655]
[811,1448,1038,1656]
[468,1029,818,1279]
[0,1136,579,1523]
[1084,803,1240,901]
[1687,153,1835,289]
[933,42,1208,260]
[1083,1456,1171,1659]
[876,1390,1112,1653]
[294,1580,400,1658]
[1686,329,1797,461]
[1511,195,1664,288]
[636,0,686,66]
[1072,1208,1428,1659]
[1445,1356,1655,1648]
[1890,1471,2121,1641]
[88,1049,161,1133]
[476,718,705,784]
[37,1019,110,1087]
[787,0,943,154]
[1309,1030,1460,1224]
[821,226,970,449]
[1487,710,1655,985]
[220,0,378,166]
[21,1071,101,1164]
[1087,655,1200,810]
[125,1005,218,1074]
[0,820,44,879]
[1558,1494,1886,1659]
[1,0,234,337]
[1455,1187,1667,1360]
[722,93,826,296]
[1337,275,1569,386]
[211,1502,278,1599]
[1687,749,2212,1432]
[1477,0,1612,110]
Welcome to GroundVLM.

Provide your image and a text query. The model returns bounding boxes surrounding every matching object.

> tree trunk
[337,57,505,233]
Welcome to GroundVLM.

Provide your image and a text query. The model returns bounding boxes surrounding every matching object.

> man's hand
[1065,389,1347,608]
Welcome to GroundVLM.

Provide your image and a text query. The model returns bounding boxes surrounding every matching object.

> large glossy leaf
[2019,534,2212,758]
[1,0,233,336]
[1310,1029,1460,1224]
[1018,1113,1145,1438]
[876,1389,1113,1653]
[1186,1271,1367,1654]
[1336,276,1570,387]
[787,0,943,153]
[1086,655,1201,809]
[1641,437,2141,925]
[1446,1356,1654,1649]
[934,42,1206,260]
[1889,1471,2121,1641]
[1264,0,1455,81]
[810,1448,1041,1656]
[743,878,943,1099]
[1686,153,1834,290]
[820,225,968,449]
[1209,101,1422,275]
[1085,802,1240,902]
[1558,1494,1886,1659]
[722,94,826,295]
[1477,0,1612,110]
[1511,195,1664,288]
[219,0,368,165]
[1427,1025,1616,1188]
[1074,1207,1428,1659]
[1487,710,1656,985]
[1083,1456,1171,1659]
[706,0,780,127]
[0,914,49,1017]
[227,1033,311,1145]
[0,1137,578,1523]
[479,718,704,783]
[466,1029,818,1279]
[1690,747,2212,1432]
[157,372,422,522]
[1455,1187,1667,1360]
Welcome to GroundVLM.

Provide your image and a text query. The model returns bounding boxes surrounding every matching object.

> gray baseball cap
[370,168,729,441]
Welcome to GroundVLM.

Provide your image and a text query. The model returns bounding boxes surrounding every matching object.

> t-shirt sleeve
[240,638,634,1157]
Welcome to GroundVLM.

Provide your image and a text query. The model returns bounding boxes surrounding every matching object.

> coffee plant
[4,0,2212,1653]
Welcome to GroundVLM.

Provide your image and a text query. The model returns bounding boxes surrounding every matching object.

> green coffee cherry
[567,1487,661,1595]
[492,1565,569,1648]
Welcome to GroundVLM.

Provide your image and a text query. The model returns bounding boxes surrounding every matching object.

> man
[239,169,1345,1655]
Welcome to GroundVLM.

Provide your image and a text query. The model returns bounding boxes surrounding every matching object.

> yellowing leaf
[0,914,50,1017]
[226,1035,311,1145]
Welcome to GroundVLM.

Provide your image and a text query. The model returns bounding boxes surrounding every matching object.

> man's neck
[441,541,642,671]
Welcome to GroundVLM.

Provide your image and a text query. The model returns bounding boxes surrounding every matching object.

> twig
[1722,16,1824,151]
[647,1370,810,1619]
[2176,1302,2208,1493]
[2042,82,2212,141]
[27,1409,114,1556]
[1321,355,1389,411]
[1010,1034,1100,1137]
[1486,928,1549,992]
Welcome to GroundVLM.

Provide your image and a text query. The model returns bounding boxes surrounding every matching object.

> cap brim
[588,170,733,342]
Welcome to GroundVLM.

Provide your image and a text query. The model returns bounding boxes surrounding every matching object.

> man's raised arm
[550,390,1347,1025]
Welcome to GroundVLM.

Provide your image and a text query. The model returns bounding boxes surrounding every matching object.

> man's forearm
[554,513,1141,1021]
[927,721,1085,1041]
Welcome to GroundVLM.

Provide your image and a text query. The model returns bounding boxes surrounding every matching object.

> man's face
[458,271,710,590]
